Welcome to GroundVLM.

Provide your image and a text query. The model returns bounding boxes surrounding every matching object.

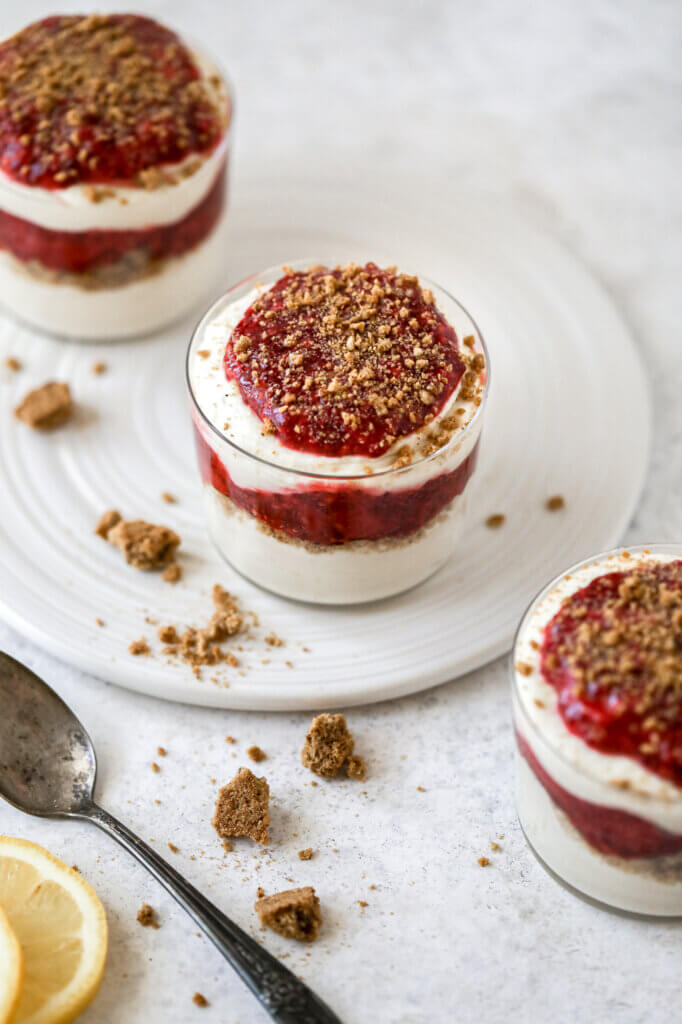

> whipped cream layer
[514,547,682,832]
[189,282,485,487]
[0,50,230,232]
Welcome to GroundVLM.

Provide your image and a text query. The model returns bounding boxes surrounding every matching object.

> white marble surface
[1,1,681,1022]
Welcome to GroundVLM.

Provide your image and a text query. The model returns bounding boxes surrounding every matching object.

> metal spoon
[0,651,341,1024]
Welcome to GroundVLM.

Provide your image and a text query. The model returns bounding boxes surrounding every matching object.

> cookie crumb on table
[92,361,107,375]
[192,993,208,1008]
[162,492,177,504]
[485,514,506,529]
[255,887,321,942]
[4,356,21,371]
[225,735,236,743]
[157,746,166,757]
[478,856,490,867]
[298,848,313,861]
[265,632,284,647]
[129,639,150,656]
[151,762,160,773]
[137,903,159,928]
[213,767,270,844]
[247,745,266,763]
[168,842,179,854]
[15,381,73,429]
[346,755,366,781]
[546,494,565,511]
[301,713,355,777]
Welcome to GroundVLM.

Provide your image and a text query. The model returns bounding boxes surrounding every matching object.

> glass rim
[185,257,491,481]
[510,541,682,770]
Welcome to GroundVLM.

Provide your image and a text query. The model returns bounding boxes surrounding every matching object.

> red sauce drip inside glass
[0,15,225,188]
[224,264,466,458]
[194,430,479,547]
[540,561,682,788]
[0,162,226,273]
[516,732,682,858]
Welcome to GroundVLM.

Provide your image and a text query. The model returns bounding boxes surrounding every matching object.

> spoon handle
[87,804,342,1024]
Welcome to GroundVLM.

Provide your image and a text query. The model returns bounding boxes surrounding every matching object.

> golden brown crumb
[357,900,368,908]
[301,713,354,777]
[105,518,180,570]
[222,840,232,853]
[129,639,150,656]
[416,786,426,792]
[546,495,565,511]
[15,381,73,429]
[192,993,208,1008]
[158,625,179,644]
[168,842,179,854]
[157,747,166,757]
[4,356,21,371]
[225,736,236,743]
[151,762,160,773]
[346,755,366,781]
[213,768,270,844]
[490,841,500,851]
[255,887,321,942]
[256,886,265,899]
[298,848,313,861]
[247,745,266,763]
[265,632,284,647]
[137,903,159,928]
[162,492,177,503]
[95,617,105,627]
[485,514,506,529]
[95,509,121,539]
[478,856,490,867]
[162,563,182,584]
[92,361,107,375]
[516,662,533,676]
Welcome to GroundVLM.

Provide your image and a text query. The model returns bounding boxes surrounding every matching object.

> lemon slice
[0,902,23,1024]
[0,837,107,1024]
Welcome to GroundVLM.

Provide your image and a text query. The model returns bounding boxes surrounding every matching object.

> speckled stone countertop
[1,2,680,1022]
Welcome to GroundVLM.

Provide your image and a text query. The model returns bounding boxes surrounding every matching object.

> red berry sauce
[0,161,226,274]
[0,15,227,189]
[540,560,682,788]
[224,264,468,458]
[194,428,479,546]
[517,732,682,859]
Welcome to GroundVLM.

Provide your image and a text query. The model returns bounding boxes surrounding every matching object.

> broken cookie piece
[100,516,180,570]
[212,767,270,844]
[346,755,366,781]
[15,381,73,429]
[162,563,182,584]
[301,713,355,777]
[137,903,159,928]
[255,886,321,943]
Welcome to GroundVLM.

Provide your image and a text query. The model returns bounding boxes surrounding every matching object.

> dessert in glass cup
[188,259,489,604]
[512,544,682,915]
[0,14,232,339]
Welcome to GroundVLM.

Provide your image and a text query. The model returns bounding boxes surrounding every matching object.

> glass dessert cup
[0,19,233,341]
[511,543,682,917]
[187,260,490,605]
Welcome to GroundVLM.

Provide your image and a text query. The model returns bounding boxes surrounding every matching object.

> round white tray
[0,179,650,708]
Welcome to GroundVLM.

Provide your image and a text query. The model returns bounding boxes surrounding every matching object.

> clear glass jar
[187,260,490,604]
[0,44,233,341]
[511,543,682,916]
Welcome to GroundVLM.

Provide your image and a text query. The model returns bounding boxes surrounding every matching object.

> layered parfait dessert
[0,14,231,338]
[513,545,682,915]
[188,260,488,603]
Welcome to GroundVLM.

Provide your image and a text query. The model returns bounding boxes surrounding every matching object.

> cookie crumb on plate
[15,381,73,429]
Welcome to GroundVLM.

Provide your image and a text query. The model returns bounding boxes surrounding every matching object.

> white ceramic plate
[0,178,650,709]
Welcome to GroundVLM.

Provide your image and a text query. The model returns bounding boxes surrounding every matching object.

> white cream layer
[0,49,230,232]
[189,283,484,483]
[514,547,682,832]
